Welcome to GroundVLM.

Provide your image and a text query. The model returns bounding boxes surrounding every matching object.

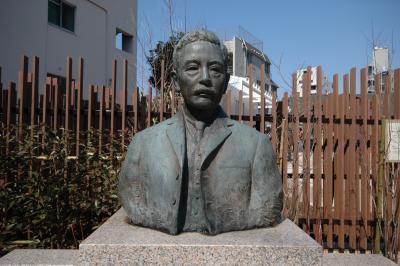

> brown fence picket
[332,74,339,238]
[282,92,288,217]
[343,73,350,238]
[313,66,323,244]
[373,74,382,253]
[41,79,50,155]
[99,86,105,154]
[248,64,253,128]
[52,78,59,131]
[160,59,164,122]
[303,66,311,233]
[87,84,94,146]
[349,68,357,250]
[18,56,28,143]
[271,91,277,151]
[260,64,265,134]
[360,68,369,250]
[291,74,300,223]
[1,88,6,126]
[110,60,116,151]
[147,85,152,128]
[338,92,346,250]
[31,56,39,143]
[6,82,16,155]
[76,57,83,156]
[325,93,334,248]
[66,57,72,136]
[121,60,127,146]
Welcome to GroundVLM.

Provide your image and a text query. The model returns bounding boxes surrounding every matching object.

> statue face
[175,41,228,111]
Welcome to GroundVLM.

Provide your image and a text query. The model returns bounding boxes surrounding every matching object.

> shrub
[0,126,124,255]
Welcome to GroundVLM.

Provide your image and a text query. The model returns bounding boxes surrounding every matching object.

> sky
[137,0,400,98]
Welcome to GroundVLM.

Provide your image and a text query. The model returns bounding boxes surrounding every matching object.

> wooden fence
[1,56,400,258]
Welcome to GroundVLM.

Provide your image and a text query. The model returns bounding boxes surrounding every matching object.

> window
[48,0,75,32]
[227,53,233,75]
[115,29,133,53]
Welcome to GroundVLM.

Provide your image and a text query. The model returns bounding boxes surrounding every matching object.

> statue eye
[210,65,223,75]
[210,64,223,73]
[185,64,199,72]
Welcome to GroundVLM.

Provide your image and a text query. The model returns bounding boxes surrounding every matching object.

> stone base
[1,210,398,265]
[78,208,322,265]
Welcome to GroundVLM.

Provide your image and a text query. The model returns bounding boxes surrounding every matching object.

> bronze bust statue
[118,29,282,235]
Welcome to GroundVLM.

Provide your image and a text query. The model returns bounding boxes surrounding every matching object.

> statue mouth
[194,88,216,98]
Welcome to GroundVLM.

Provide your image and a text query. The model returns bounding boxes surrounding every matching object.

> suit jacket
[118,108,282,235]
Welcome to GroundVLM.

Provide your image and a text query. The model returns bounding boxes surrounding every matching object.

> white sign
[386,120,400,162]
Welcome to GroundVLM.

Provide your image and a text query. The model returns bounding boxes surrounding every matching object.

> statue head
[172,30,230,116]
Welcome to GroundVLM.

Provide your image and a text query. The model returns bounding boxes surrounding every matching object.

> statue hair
[172,29,228,70]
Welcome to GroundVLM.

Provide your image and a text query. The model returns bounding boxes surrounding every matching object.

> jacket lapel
[166,112,185,169]
[166,108,234,169]
[200,112,233,168]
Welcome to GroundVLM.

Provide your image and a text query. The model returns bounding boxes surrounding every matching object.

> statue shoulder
[132,116,176,140]
[229,119,265,142]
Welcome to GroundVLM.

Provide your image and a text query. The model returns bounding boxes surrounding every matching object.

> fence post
[248,64,253,128]
[147,85,152,128]
[260,64,265,134]
[160,59,164,122]
[110,60,117,153]
[76,57,83,156]
[374,117,386,254]
[121,59,127,146]
[271,91,276,151]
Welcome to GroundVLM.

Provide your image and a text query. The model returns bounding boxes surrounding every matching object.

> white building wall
[0,0,137,100]
[233,37,246,78]
[224,37,274,93]
[373,47,389,73]
[222,75,273,116]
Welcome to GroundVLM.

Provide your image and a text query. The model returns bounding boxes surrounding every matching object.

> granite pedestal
[78,208,322,265]
[2,209,398,265]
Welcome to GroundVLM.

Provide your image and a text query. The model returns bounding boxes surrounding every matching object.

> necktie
[194,121,205,145]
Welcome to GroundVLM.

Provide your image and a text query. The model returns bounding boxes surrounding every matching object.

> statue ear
[171,69,180,92]
[223,72,230,94]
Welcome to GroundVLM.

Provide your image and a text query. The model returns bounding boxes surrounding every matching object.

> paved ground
[322,253,397,266]
[0,249,398,265]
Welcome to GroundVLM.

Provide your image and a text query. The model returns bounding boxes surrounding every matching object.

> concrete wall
[233,37,246,78]
[0,0,137,101]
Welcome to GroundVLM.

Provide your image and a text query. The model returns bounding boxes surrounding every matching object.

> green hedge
[0,127,124,255]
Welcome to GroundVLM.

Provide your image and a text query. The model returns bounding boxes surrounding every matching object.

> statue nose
[199,67,211,85]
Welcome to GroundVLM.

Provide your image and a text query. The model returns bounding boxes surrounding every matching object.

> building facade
[296,67,317,97]
[223,36,278,116]
[367,47,391,93]
[295,67,332,97]
[0,0,137,99]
